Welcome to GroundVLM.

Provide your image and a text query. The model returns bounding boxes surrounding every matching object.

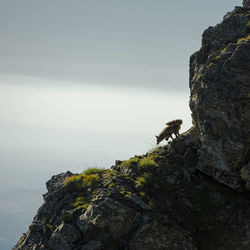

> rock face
[243,0,250,7]
[14,2,250,250]
[189,2,250,191]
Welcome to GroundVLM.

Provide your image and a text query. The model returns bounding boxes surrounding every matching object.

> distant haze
[0,0,241,90]
[0,78,192,159]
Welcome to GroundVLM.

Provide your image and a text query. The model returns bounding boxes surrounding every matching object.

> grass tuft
[64,174,83,187]
[73,196,89,208]
[64,172,101,188]
[83,167,106,175]
[139,158,158,168]
[136,172,155,188]
[83,174,100,186]
[121,157,140,168]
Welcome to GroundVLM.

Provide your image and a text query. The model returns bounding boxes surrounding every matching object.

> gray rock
[48,230,71,250]
[240,161,250,190]
[183,147,198,167]
[77,215,90,235]
[128,194,151,211]
[129,220,197,250]
[77,198,140,239]
[243,0,250,7]
[81,240,102,250]
[29,221,43,233]
[46,172,73,193]
[166,176,176,185]
[115,160,123,166]
[56,223,81,243]
[62,209,74,223]
[189,5,250,191]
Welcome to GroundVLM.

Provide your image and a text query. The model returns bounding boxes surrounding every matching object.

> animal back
[166,119,183,126]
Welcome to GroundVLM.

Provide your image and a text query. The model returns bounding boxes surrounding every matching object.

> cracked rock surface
[189,1,250,191]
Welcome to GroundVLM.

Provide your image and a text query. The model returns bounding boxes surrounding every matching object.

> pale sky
[0,0,242,91]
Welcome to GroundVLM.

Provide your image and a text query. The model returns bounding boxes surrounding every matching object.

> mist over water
[0,77,192,248]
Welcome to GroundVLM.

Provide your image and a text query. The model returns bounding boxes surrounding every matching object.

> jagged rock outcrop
[243,0,250,7]
[14,1,250,250]
[189,1,250,191]
[14,128,250,250]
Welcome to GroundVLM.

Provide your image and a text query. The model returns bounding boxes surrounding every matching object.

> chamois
[156,119,182,144]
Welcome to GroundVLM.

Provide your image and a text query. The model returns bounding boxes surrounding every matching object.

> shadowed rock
[189,3,250,191]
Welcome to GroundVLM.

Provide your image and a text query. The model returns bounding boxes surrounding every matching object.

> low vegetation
[64,171,103,211]
[120,157,140,169]
[237,34,250,43]
[73,196,90,209]
[246,20,250,28]
[63,153,163,212]
[139,157,159,170]
[64,167,105,188]
[83,167,106,175]
[136,172,154,188]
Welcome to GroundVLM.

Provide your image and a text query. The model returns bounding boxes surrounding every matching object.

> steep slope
[14,129,250,250]
[189,0,250,191]
[14,1,250,250]
[190,1,250,190]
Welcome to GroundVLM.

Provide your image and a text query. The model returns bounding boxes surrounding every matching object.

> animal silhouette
[156,119,182,144]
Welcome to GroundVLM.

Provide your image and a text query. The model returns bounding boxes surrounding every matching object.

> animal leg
[165,136,170,142]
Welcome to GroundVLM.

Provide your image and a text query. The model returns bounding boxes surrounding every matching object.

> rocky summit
[189,1,250,191]
[14,1,250,250]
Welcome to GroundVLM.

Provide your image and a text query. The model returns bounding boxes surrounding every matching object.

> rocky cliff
[189,0,250,192]
[14,1,250,250]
